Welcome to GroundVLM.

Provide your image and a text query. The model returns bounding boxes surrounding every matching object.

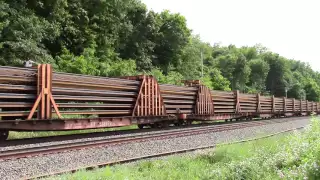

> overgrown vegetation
[48,117,320,180]
[1,0,320,100]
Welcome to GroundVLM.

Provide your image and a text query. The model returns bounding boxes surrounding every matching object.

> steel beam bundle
[0,66,37,120]
[0,64,319,136]
[52,71,140,118]
[211,90,236,114]
[159,84,197,114]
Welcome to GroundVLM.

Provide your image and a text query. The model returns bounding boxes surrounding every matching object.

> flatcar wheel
[0,130,9,141]
[138,124,144,129]
[186,120,192,126]
[150,124,157,128]
[161,122,169,128]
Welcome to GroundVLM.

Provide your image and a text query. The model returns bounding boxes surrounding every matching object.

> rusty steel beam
[160,90,196,96]
[57,103,133,108]
[0,102,33,108]
[161,94,196,100]
[0,76,35,84]
[0,93,36,99]
[0,111,31,117]
[54,72,140,85]
[163,99,195,104]
[167,110,193,114]
[56,110,131,115]
[0,84,36,91]
[165,105,194,109]
[160,84,197,91]
[53,80,138,91]
[53,95,135,102]
[0,66,37,77]
[52,87,137,96]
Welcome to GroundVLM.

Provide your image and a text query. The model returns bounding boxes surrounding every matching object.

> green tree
[287,84,306,100]
[118,8,158,71]
[0,1,57,66]
[233,53,251,91]
[203,68,231,91]
[264,53,291,97]
[217,46,250,91]
[153,10,191,74]
[248,59,270,92]
[56,47,100,75]
[304,79,320,102]
[178,35,213,80]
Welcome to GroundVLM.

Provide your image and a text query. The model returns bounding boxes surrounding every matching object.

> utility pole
[285,88,288,98]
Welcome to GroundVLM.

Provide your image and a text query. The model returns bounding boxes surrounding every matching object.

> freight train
[0,64,318,140]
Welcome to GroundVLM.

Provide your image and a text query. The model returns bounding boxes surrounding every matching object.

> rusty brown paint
[235,90,241,113]
[132,78,146,116]
[26,65,61,120]
[256,93,261,113]
[155,80,158,116]
[152,77,155,115]
[1,64,320,133]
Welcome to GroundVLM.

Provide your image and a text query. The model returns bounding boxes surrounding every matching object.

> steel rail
[0,76,35,83]
[56,103,133,108]
[0,84,36,91]
[0,110,132,117]
[0,93,36,99]
[161,94,196,100]
[53,72,140,84]
[52,87,137,96]
[24,122,308,180]
[0,118,296,161]
[0,102,33,108]
[52,80,138,91]
[159,84,198,91]
[7,117,294,146]
[53,95,135,102]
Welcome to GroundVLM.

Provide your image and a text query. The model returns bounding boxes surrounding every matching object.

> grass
[8,125,137,140]
[44,117,320,180]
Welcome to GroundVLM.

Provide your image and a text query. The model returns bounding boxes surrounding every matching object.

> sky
[142,0,320,71]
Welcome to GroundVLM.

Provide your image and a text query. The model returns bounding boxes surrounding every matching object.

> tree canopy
[1,0,319,101]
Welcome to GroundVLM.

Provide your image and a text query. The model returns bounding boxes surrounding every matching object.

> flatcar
[0,64,318,140]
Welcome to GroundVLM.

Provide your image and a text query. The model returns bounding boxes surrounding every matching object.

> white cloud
[142,0,320,71]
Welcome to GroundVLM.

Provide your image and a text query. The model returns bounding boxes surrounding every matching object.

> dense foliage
[1,0,319,101]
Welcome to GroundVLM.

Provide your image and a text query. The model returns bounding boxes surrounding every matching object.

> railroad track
[2,116,308,148]
[0,118,301,161]
[23,119,308,180]
[0,118,263,147]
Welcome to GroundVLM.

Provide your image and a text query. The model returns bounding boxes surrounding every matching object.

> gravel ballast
[0,117,309,152]
[0,117,312,180]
